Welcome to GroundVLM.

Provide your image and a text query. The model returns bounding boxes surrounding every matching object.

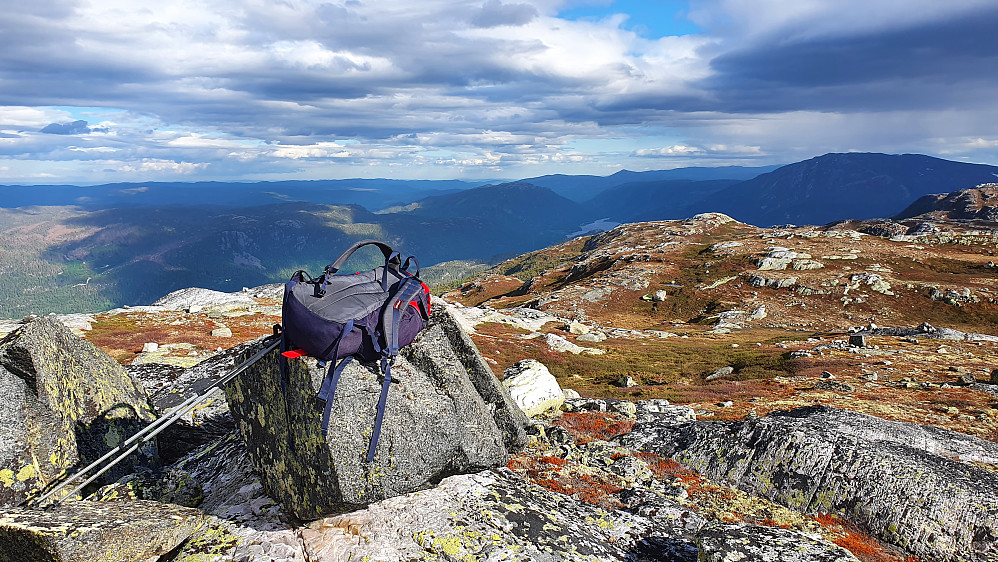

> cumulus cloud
[40,120,91,135]
[471,0,539,28]
[0,0,996,183]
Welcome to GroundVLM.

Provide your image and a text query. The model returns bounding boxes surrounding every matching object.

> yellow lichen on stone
[16,464,36,482]
[0,469,14,487]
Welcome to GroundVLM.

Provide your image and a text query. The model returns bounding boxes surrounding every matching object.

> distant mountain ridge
[695,153,998,227]
[523,165,779,202]
[0,179,484,211]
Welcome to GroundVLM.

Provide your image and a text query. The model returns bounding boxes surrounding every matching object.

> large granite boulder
[624,405,998,562]
[0,317,158,506]
[224,306,529,520]
[0,499,204,562]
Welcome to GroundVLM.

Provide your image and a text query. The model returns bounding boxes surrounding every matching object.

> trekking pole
[31,335,281,509]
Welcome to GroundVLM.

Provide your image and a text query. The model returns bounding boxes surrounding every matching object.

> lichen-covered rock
[503,359,564,416]
[624,405,998,561]
[0,499,204,562]
[300,468,700,562]
[225,307,527,520]
[149,431,306,561]
[696,522,859,562]
[0,317,157,507]
[131,336,278,464]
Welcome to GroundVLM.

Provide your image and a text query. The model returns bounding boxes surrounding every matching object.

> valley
[3,152,998,320]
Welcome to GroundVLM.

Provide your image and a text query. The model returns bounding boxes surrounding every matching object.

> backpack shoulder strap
[366,277,429,462]
[379,278,429,357]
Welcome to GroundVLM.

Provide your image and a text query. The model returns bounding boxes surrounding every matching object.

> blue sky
[1,0,997,185]
[558,1,701,37]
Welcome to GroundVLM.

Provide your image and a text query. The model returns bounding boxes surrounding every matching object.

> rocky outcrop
[300,469,681,561]
[153,287,257,310]
[298,470,858,562]
[624,405,998,561]
[896,184,998,222]
[0,500,204,562]
[696,522,859,562]
[224,306,528,520]
[0,317,158,506]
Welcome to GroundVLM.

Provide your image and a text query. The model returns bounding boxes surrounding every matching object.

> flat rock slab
[624,405,998,561]
[697,522,859,562]
[301,468,699,562]
[301,469,855,562]
[0,500,204,562]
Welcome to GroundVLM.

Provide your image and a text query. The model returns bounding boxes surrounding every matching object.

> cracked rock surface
[624,404,998,561]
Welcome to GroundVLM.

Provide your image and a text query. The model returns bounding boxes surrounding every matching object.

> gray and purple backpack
[279,240,430,461]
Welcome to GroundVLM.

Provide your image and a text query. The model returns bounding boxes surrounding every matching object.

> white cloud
[0,107,72,129]
[271,142,351,159]
[0,0,995,183]
[118,159,208,174]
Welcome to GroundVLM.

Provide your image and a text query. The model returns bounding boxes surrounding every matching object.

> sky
[1,0,997,185]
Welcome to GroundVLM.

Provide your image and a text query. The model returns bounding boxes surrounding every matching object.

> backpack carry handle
[402,256,420,277]
[324,240,399,275]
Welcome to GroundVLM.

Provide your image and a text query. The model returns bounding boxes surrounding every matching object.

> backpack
[279,240,431,462]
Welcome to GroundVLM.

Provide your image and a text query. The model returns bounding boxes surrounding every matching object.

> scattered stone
[957,373,977,386]
[576,331,607,343]
[859,373,878,381]
[945,406,960,415]
[929,287,979,306]
[142,342,160,352]
[718,401,734,408]
[820,371,835,379]
[615,375,638,388]
[545,332,605,355]
[211,326,233,338]
[846,273,894,295]
[991,369,998,384]
[812,381,855,392]
[705,366,734,381]
[791,259,825,270]
[849,334,867,347]
[709,241,744,252]
[503,359,565,417]
[186,304,204,314]
[652,290,668,301]
[563,388,581,399]
[564,320,590,335]
[747,274,798,289]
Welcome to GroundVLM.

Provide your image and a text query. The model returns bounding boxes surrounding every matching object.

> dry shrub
[551,412,636,444]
